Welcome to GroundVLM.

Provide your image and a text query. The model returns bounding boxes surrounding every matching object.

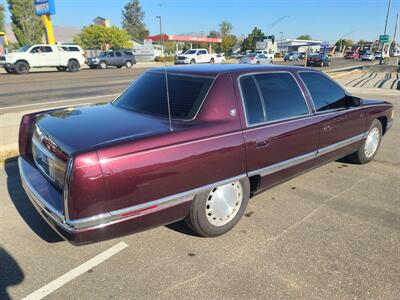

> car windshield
[99,52,107,57]
[186,50,197,55]
[17,45,31,52]
[113,71,214,120]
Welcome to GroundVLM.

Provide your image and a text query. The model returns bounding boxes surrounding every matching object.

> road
[0,86,399,299]
[0,57,374,112]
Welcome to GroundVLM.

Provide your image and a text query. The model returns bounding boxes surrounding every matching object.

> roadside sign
[379,35,389,43]
[34,0,56,16]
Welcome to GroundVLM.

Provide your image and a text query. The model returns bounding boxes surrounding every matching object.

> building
[145,34,222,53]
[277,39,322,53]
[256,38,277,54]
[93,16,111,28]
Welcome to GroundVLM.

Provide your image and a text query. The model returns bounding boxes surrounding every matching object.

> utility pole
[156,15,163,57]
[380,0,392,64]
[392,13,399,51]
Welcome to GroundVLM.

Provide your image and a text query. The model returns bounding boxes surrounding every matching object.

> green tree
[208,30,220,39]
[0,3,5,32]
[297,34,312,40]
[242,27,264,52]
[7,0,43,46]
[122,0,149,40]
[335,39,353,51]
[73,25,131,50]
[219,21,233,37]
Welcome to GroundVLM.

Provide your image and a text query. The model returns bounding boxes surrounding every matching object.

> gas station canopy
[145,35,221,43]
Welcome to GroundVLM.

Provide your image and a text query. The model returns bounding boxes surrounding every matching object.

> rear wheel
[67,60,80,72]
[57,66,66,72]
[346,120,382,164]
[14,61,29,75]
[125,61,133,68]
[185,178,250,237]
[210,58,215,64]
[89,66,97,69]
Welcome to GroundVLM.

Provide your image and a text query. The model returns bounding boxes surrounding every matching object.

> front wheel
[14,61,30,75]
[99,61,107,69]
[185,178,250,237]
[190,59,196,64]
[210,58,215,64]
[346,120,382,164]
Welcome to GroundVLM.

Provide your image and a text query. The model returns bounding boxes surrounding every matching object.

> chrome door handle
[256,139,270,149]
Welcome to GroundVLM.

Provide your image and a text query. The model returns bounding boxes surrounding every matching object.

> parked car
[254,50,274,61]
[390,49,400,57]
[87,50,136,69]
[284,51,300,61]
[345,51,360,59]
[306,53,331,67]
[214,53,226,64]
[361,52,375,61]
[239,53,272,64]
[0,44,85,74]
[374,51,385,60]
[18,64,394,244]
[175,48,218,64]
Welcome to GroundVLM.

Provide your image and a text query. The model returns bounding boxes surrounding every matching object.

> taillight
[18,114,37,156]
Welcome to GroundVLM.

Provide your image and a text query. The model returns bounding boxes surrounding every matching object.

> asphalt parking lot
[0,64,399,299]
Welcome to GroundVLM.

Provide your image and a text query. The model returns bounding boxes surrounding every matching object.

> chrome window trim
[237,71,313,128]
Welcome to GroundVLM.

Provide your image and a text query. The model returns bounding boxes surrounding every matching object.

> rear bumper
[19,156,192,245]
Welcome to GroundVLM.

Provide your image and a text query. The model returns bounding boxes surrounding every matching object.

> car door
[107,52,116,66]
[236,71,320,190]
[29,46,47,67]
[115,51,124,66]
[298,71,366,163]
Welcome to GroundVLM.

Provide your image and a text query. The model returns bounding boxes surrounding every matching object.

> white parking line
[22,241,128,300]
[0,93,120,111]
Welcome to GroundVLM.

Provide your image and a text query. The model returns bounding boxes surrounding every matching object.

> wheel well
[15,60,30,67]
[248,175,261,197]
[377,116,387,135]
[68,58,79,64]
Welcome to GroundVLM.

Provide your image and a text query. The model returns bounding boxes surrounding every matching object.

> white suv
[0,44,86,74]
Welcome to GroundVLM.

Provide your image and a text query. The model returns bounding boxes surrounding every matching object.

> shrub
[154,56,175,62]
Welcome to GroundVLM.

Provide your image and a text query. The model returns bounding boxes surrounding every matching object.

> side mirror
[346,96,361,107]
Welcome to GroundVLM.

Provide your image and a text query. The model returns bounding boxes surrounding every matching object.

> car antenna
[164,61,173,132]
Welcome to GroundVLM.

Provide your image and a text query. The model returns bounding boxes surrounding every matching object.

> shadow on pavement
[165,220,201,237]
[0,247,24,300]
[4,157,63,243]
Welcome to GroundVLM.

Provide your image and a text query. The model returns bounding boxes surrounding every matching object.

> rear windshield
[113,72,214,120]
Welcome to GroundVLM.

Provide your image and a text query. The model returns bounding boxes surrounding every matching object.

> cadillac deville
[18,64,394,245]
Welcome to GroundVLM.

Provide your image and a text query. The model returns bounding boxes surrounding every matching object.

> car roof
[152,64,311,77]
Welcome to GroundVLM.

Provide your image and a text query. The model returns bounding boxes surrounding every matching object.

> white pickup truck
[0,44,86,74]
[175,49,218,64]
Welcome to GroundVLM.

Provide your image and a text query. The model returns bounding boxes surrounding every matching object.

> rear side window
[240,77,265,124]
[113,72,214,120]
[240,73,309,125]
[299,72,347,111]
[116,51,122,57]
[42,46,53,52]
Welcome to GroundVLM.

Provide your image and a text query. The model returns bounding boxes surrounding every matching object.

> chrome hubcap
[206,181,243,226]
[364,127,379,158]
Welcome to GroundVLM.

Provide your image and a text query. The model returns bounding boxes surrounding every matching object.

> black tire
[256,61,260,64]
[4,67,14,74]
[89,66,97,69]
[210,58,215,64]
[320,61,324,67]
[346,119,382,164]
[14,61,29,75]
[99,61,107,69]
[57,66,66,72]
[67,60,80,72]
[185,178,250,237]
[190,59,196,64]
[125,60,133,68]
[116,66,123,68]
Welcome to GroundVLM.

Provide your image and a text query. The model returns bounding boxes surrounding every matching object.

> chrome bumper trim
[20,154,246,233]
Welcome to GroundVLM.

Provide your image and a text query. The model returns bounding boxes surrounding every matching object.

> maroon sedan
[18,64,394,244]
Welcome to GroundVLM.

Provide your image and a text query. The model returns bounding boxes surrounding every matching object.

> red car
[18,65,394,244]
[345,51,360,59]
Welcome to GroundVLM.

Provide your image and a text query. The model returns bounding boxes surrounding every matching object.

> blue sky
[2,0,400,42]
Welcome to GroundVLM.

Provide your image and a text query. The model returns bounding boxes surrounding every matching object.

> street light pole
[380,0,392,64]
[156,16,163,57]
